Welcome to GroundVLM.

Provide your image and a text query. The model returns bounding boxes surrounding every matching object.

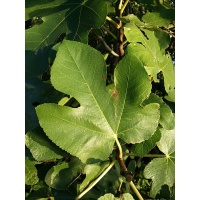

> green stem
[125,153,166,158]
[115,136,123,159]
[120,0,130,15]
[76,159,117,199]
[118,0,123,10]
[130,181,144,200]
[106,16,120,29]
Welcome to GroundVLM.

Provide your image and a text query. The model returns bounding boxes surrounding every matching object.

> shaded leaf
[25,157,40,185]
[25,46,52,77]
[36,40,160,164]
[25,126,68,162]
[144,128,175,197]
[25,78,64,132]
[25,0,107,50]
[98,193,134,200]
[45,158,84,190]
[154,30,170,51]
[79,161,110,192]
[26,186,52,200]
[131,128,161,157]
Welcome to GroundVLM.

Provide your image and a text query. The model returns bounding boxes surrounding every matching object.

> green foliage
[25,157,40,185]
[130,128,161,157]
[25,127,67,161]
[124,23,175,95]
[144,129,175,197]
[36,40,160,164]
[98,193,134,200]
[25,0,107,50]
[25,0,175,199]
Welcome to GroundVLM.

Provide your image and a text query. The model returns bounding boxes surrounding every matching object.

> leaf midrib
[67,49,115,135]
[49,113,113,137]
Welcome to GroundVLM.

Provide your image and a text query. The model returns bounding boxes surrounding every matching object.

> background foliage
[25,0,175,199]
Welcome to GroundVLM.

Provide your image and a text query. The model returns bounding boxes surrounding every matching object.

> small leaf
[144,128,175,197]
[25,127,67,162]
[79,161,110,192]
[45,158,84,190]
[131,128,161,157]
[98,193,134,200]
[36,40,160,164]
[142,10,175,26]
[25,157,39,185]
[119,14,145,26]
[143,93,175,130]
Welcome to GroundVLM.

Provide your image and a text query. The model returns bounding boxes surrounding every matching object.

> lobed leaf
[124,23,175,93]
[144,128,175,197]
[25,0,107,50]
[36,40,160,164]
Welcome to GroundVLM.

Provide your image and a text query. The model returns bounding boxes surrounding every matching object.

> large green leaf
[98,193,134,200]
[124,23,175,93]
[25,127,68,162]
[25,0,107,50]
[143,128,175,197]
[36,40,160,164]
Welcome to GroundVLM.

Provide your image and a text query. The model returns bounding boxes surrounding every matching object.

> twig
[97,35,119,57]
